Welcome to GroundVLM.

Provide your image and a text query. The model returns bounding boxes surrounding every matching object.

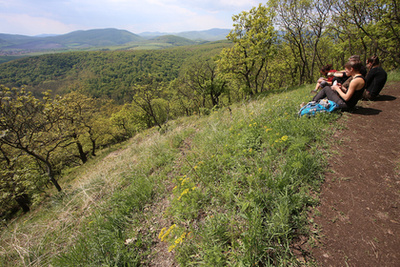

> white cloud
[0,0,258,35]
[0,13,80,35]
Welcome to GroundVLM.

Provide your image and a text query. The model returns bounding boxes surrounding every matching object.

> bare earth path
[310,82,400,266]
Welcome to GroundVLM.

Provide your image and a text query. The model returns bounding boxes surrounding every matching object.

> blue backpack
[299,99,338,117]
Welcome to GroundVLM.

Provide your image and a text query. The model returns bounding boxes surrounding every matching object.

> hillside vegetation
[0,84,340,266]
[0,41,232,102]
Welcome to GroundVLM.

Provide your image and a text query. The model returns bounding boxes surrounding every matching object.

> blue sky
[0,0,259,36]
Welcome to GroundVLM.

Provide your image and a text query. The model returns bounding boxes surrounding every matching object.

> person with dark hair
[312,64,337,92]
[363,56,387,100]
[331,55,367,85]
[312,60,365,110]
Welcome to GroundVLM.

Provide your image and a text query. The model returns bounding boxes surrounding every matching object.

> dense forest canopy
[1,0,399,232]
[0,41,232,102]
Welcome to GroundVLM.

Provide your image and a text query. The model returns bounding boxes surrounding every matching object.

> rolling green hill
[0,29,144,51]
[50,28,144,47]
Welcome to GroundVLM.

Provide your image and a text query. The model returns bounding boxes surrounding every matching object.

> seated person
[331,55,367,85]
[348,55,367,76]
[312,60,365,110]
[331,71,350,85]
[313,64,337,92]
[363,56,387,100]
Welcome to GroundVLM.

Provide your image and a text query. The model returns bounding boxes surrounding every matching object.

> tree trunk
[46,163,62,192]
[90,138,96,156]
[76,140,87,164]
[15,194,30,212]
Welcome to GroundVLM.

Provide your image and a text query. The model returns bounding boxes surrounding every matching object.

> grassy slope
[0,84,343,266]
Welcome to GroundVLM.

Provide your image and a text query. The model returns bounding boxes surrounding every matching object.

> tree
[332,0,400,67]
[0,86,75,192]
[218,4,277,96]
[59,92,112,163]
[110,103,147,138]
[179,57,226,109]
[131,77,170,129]
[306,0,335,74]
[274,0,315,84]
[0,145,46,214]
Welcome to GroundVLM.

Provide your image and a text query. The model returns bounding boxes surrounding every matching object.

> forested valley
[1,0,399,265]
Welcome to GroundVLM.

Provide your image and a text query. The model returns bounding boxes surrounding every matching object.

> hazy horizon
[0,0,257,36]
[1,27,231,38]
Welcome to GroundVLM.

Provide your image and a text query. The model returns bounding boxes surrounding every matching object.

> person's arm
[333,71,345,77]
[332,83,346,93]
[333,77,364,101]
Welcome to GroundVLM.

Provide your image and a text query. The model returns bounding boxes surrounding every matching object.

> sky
[0,0,259,36]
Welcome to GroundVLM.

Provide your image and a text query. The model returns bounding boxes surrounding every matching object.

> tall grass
[162,87,340,266]
[1,84,341,266]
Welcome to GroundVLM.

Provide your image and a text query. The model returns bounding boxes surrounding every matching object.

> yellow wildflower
[158,227,166,239]
[181,178,189,186]
[159,224,176,241]
[281,135,288,141]
[178,188,190,200]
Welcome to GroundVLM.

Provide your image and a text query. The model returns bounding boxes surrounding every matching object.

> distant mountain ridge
[139,28,231,41]
[0,28,230,53]
[0,29,144,50]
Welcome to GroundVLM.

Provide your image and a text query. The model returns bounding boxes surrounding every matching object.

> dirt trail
[310,82,400,266]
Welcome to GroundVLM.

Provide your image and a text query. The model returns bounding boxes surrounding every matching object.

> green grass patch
[387,68,400,82]
[157,86,340,265]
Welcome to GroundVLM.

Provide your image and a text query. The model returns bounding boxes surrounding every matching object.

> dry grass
[0,118,200,266]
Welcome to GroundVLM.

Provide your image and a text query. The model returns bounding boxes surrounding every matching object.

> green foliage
[0,86,70,192]
[0,43,231,104]
[218,4,277,96]
[332,0,400,68]
[110,103,147,138]
[0,151,46,216]
[0,86,127,214]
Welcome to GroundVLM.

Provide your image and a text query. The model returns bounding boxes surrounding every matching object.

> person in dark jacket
[363,56,387,100]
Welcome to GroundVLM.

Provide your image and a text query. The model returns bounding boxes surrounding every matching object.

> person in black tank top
[312,60,365,110]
